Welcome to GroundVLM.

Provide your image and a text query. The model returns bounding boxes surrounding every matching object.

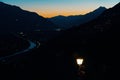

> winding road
[0,40,40,61]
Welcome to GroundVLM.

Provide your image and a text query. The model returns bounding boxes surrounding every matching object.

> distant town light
[76,58,84,66]
[56,28,61,31]
[20,32,23,35]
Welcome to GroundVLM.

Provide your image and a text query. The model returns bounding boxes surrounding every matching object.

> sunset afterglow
[1,0,119,18]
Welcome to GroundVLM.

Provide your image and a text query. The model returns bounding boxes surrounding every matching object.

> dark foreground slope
[0,2,120,80]
[46,2,120,80]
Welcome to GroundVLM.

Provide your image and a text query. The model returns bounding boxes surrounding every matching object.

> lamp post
[76,58,85,80]
[76,58,84,72]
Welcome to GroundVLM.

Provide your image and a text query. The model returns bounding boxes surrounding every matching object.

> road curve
[0,40,38,61]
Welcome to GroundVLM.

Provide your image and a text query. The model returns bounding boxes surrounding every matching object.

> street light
[76,58,84,66]
[76,58,85,80]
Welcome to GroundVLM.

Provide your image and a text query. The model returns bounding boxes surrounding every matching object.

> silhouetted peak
[113,2,120,8]
[51,15,67,20]
[0,1,21,10]
[98,6,107,9]
[0,2,10,6]
[101,2,120,17]
[0,2,5,4]
[93,6,107,12]
[0,1,13,6]
[99,6,106,9]
[0,2,56,32]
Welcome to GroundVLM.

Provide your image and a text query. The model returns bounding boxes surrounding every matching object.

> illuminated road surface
[0,40,39,61]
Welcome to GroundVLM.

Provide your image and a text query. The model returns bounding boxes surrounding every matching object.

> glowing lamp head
[76,58,84,66]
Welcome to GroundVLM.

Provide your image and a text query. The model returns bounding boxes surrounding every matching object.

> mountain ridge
[0,2,56,33]
[48,6,106,29]
[46,3,120,80]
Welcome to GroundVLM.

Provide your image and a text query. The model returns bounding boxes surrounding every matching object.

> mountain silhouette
[48,6,106,29]
[50,2,120,47]
[46,2,120,80]
[0,2,56,33]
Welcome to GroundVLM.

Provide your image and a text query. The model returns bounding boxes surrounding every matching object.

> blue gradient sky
[0,0,119,17]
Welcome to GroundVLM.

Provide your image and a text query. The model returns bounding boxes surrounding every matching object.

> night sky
[0,0,119,18]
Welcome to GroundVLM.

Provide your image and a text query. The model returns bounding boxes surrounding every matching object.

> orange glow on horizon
[24,6,94,18]
[36,9,93,18]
